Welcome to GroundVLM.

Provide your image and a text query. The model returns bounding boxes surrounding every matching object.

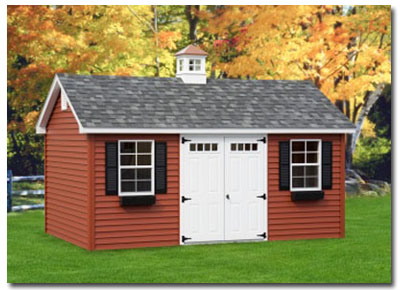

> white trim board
[35,75,84,134]
[79,128,356,135]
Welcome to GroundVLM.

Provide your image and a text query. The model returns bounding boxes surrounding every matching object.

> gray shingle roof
[57,73,354,130]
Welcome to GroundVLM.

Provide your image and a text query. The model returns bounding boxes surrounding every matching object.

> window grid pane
[190,143,219,152]
[189,59,195,71]
[119,141,153,194]
[230,143,259,152]
[291,140,320,189]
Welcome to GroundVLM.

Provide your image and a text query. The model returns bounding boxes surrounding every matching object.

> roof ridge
[57,73,314,83]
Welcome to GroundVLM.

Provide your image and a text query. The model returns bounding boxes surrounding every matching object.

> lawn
[12,181,44,206]
[7,195,391,283]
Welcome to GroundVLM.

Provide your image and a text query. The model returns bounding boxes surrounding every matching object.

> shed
[36,45,355,250]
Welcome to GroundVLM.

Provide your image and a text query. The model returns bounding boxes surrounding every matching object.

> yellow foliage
[202,5,391,130]
[361,118,376,138]
[23,111,39,130]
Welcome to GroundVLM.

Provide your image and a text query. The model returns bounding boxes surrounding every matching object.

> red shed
[36,45,355,250]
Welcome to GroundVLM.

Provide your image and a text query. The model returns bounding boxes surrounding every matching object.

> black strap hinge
[257,193,267,200]
[257,137,266,143]
[182,235,192,243]
[182,137,192,144]
[257,232,267,239]
[181,196,192,203]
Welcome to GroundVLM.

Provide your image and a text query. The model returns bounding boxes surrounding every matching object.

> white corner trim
[80,127,356,135]
[35,75,84,134]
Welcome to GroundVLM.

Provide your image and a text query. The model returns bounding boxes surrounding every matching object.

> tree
[7,5,184,174]
[185,5,200,42]
[201,5,391,167]
[7,5,391,174]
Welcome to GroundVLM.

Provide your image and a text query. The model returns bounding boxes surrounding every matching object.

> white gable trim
[79,127,356,134]
[36,75,84,134]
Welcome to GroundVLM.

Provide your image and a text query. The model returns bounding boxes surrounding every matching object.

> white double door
[181,135,267,243]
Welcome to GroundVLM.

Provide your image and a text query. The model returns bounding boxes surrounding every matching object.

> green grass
[11,181,44,206]
[7,195,391,283]
[12,196,44,206]
[12,181,44,191]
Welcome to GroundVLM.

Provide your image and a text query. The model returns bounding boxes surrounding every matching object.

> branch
[127,5,155,33]
[379,31,385,49]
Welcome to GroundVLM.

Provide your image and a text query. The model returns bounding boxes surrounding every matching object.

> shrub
[353,136,391,182]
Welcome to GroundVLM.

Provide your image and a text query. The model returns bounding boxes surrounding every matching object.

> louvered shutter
[105,142,118,195]
[279,141,290,190]
[155,142,167,194]
[322,141,333,189]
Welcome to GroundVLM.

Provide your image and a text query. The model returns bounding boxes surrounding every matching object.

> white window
[179,59,184,71]
[118,140,154,196]
[189,59,201,71]
[290,139,321,191]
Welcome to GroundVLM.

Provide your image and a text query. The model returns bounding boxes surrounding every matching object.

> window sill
[120,195,155,206]
[291,191,324,201]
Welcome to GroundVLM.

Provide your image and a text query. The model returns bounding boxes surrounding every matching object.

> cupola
[175,44,208,84]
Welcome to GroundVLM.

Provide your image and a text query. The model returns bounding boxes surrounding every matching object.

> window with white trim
[290,140,321,191]
[189,59,201,71]
[178,59,184,71]
[118,140,154,196]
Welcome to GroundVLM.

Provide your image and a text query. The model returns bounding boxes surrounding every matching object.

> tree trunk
[344,83,385,170]
[345,133,353,169]
[153,6,160,77]
[350,83,385,153]
[185,5,200,42]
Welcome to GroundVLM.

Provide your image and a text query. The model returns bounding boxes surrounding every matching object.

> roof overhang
[36,75,355,136]
[36,75,84,134]
[80,127,356,135]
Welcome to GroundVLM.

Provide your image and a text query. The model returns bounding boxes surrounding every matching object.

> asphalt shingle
[57,73,354,130]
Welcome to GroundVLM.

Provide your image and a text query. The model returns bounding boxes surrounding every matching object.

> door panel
[181,136,225,242]
[181,135,267,243]
[224,137,266,240]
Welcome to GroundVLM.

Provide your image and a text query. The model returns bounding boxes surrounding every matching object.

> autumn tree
[201,5,391,167]
[7,5,184,174]
[7,5,391,174]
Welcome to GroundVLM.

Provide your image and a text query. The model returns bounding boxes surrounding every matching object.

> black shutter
[105,142,118,195]
[322,141,333,189]
[279,141,290,190]
[155,142,167,194]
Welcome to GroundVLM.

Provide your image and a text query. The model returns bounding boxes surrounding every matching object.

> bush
[353,136,391,182]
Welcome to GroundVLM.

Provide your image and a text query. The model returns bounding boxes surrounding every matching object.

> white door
[181,135,267,243]
[224,136,266,240]
[181,136,225,243]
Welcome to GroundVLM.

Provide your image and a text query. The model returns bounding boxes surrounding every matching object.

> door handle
[226,194,230,200]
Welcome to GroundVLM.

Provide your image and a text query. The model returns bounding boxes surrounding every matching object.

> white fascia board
[35,75,84,134]
[35,76,59,134]
[81,127,356,134]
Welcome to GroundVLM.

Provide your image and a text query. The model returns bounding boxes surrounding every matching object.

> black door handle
[226,194,230,200]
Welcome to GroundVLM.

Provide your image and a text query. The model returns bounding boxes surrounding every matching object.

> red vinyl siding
[44,100,345,250]
[267,134,345,241]
[92,134,180,250]
[45,94,91,250]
